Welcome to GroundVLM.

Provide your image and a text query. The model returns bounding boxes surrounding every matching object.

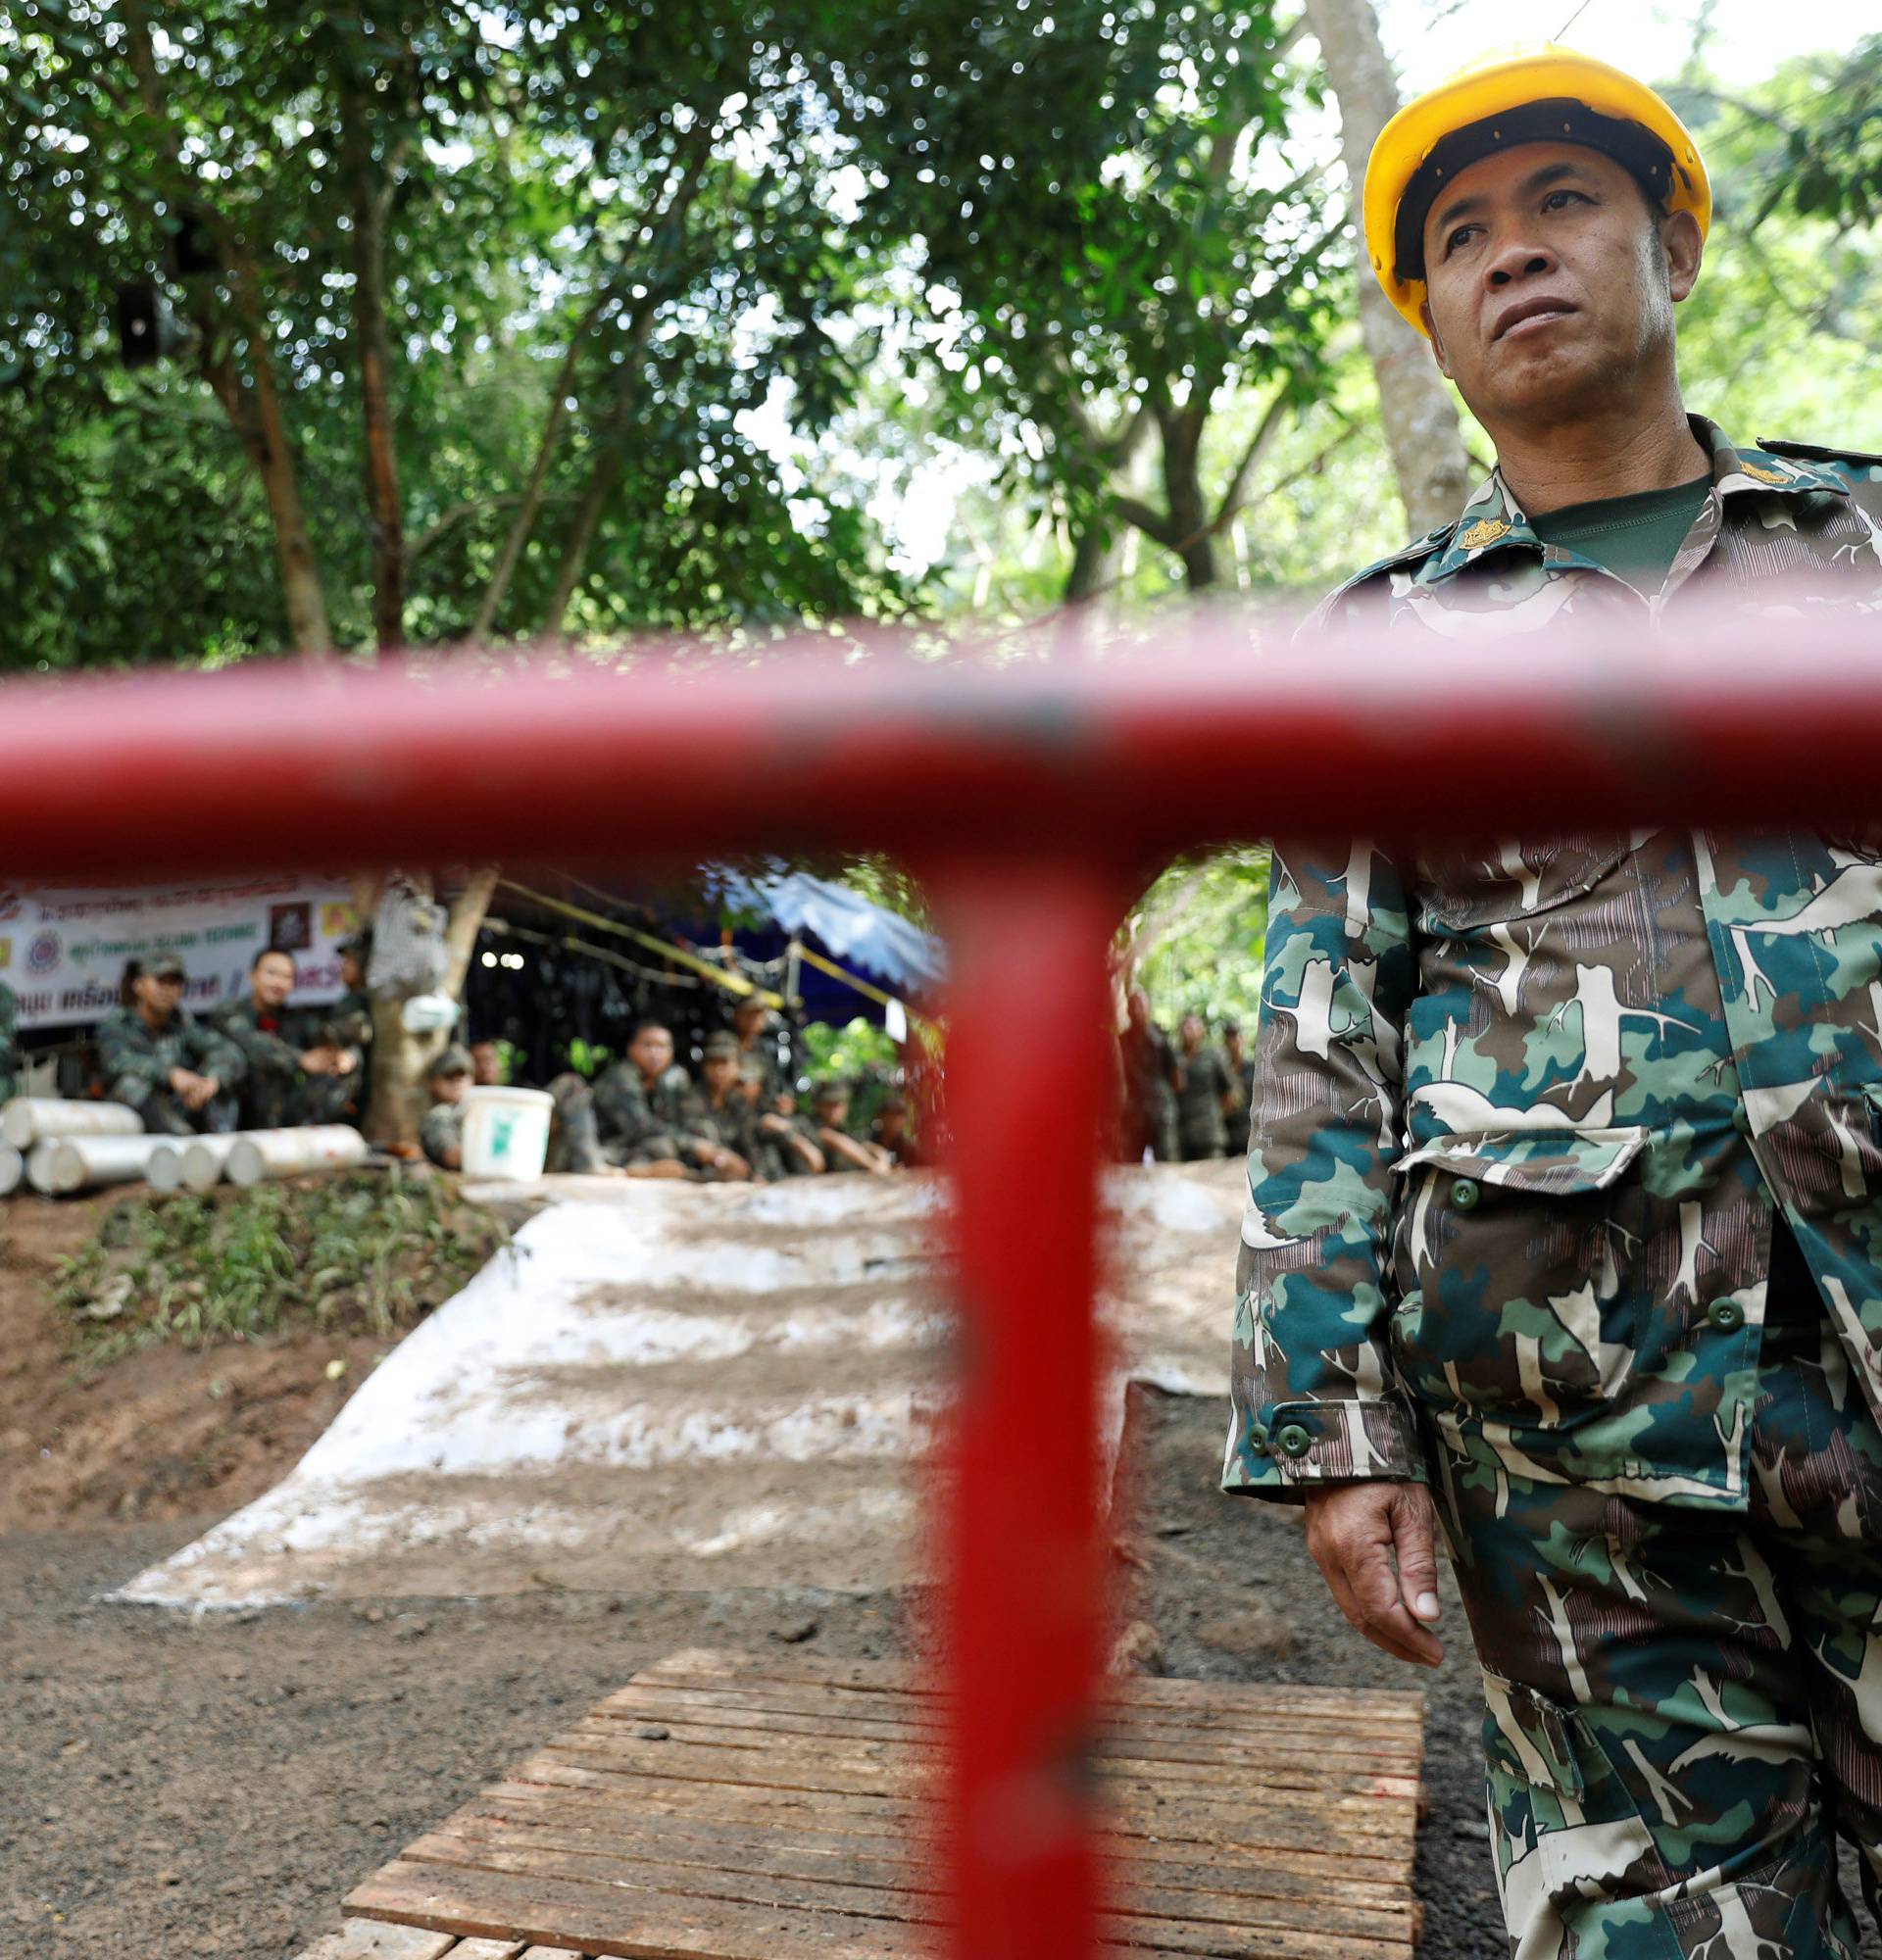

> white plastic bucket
[459,1085,553,1181]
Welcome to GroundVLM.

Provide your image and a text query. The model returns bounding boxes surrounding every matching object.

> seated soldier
[304,931,374,1126]
[730,996,783,1106]
[419,1045,473,1169]
[593,1019,736,1180]
[679,1032,757,1182]
[0,976,18,1106]
[810,1081,894,1176]
[97,949,243,1136]
[741,1060,824,1177]
[869,1093,926,1168]
[211,947,355,1130]
[470,1038,505,1087]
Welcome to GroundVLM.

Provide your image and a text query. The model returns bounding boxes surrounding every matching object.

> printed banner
[0,876,360,1031]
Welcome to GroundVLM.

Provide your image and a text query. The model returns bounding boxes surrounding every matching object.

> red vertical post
[932,859,1123,1960]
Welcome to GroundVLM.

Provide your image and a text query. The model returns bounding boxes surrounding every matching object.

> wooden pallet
[313,1646,1423,1960]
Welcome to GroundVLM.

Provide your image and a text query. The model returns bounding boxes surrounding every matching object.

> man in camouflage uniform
[303,933,374,1126]
[679,1032,759,1181]
[1223,45,1882,1958]
[97,948,242,1135]
[418,1044,473,1169]
[1119,988,1181,1162]
[1174,1010,1235,1160]
[0,977,19,1106]
[210,947,355,1129]
[743,1067,827,1178]
[594,1020,745,1179]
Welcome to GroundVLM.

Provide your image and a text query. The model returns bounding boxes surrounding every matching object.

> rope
[495,878,787,1007]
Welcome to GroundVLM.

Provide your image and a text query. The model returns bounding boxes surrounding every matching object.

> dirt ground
[2,1214,1877,1957]
[0,1195,407,1534]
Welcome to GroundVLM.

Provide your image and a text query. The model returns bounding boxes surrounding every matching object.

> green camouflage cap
[428,1043,473,1080]
[144,946,187,980]
[701,1032,742,1060]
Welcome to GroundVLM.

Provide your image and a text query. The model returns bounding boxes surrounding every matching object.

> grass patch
[54,1166,508,1364]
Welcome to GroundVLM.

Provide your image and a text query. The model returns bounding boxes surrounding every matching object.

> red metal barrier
[3,609,1875,1960]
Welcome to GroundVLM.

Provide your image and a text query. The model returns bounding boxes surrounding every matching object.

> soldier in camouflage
[210,948,356,1130]
[418,1045,473,1169]
[96,949,243,1135]
[0,977,19,1107]
[1174,1010,1235,1160]
[1223,45,1882,1959]
[593,1020,744,1179]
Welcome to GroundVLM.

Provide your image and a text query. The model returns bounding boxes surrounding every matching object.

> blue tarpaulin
[710,868,945,1024]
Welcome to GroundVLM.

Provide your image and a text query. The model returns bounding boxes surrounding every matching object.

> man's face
[877,1106,907,1142]
[703,1054,740,1097]
[1180,1013,1203,1050]
[733,1004,766,1043]
[629,1026,673,1079]
[1224,1028,1244,1066]
[1126,991,1150,1031]
[137,971,185,1016]
[470,1041,503,1086]
[431,1068,470,1106]
[252,952,295,1010]
[340,951,365,993]
[817,1094,849,1127]
[1420,142,1700,430]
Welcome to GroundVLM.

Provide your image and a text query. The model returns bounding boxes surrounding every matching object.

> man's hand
[171,1067,217,1111]
[1302,1480,1444,1669]
[299,1047,337,1075]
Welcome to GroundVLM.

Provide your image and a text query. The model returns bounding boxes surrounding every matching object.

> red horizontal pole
[3,600,1881,882]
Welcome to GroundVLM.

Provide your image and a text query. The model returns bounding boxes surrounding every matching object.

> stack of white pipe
[26,1134,169,1196]
[147,1134,244,1194]
[227,1126,370,1186]
[2,1099,142,1149]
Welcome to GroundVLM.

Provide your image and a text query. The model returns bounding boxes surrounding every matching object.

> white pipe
[226,1126,370,1187]
[26,1134,167,1196]
[179,1134,241,1193]
[0,1142,22,1196]
[147,1141,188,1193]
[2,1099,142,1149]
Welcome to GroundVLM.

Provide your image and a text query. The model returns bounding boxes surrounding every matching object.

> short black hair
[628,1018,670,1042]
[252,946,296,974]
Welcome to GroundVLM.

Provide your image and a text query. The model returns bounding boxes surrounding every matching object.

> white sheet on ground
[116,1161,1241,1609]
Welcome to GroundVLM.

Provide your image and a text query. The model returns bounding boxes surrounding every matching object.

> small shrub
[54,1165,508,1365]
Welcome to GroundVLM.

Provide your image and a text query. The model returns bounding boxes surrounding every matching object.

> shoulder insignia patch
[1459,517,1511,550]
[1737,461,1793,485]
[1759,436,1882,469]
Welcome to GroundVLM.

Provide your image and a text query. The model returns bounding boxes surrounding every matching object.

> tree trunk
[205,285,333,659]
[1063,519,1117,603]
[1304,0,1473,536]
[363,866,501,1150]
[124,0,331,660]
[1160,407,1217,591]
[342,99,406,652]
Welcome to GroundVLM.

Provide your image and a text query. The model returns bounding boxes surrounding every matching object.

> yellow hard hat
[1363,44,1710,337]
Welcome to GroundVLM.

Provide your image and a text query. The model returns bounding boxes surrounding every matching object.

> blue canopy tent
[709,867,946,1029]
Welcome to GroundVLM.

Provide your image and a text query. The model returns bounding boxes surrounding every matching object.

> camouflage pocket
[1479,1670,1673,1947]
[1412,832,1630,937]
[1389,1128,1650,1422]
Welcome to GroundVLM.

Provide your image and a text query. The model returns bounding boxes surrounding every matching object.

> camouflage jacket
[96,1005,244,1109]
[592,1062,708,1160]
[1175,1043,1234,1152]
[209,996,316,1128]
[420,1099,463,1169]
[0,979,18,1106]
[1224,419,1882,1511]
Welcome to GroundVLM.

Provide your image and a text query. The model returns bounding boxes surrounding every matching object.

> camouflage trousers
[1433,1300,1882,1959]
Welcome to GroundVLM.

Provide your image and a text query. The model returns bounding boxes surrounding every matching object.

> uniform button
[1451,1177,1481,1211]
[1276,1423,1313,1459]
[1248,1423,1269,1457]
[1709,1298,1745,1332]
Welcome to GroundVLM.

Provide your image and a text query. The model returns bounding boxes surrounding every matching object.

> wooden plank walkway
[307,1646,1423,1960]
